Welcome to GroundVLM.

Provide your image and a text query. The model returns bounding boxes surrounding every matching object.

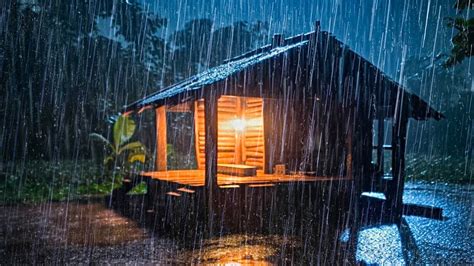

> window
[372,118,393,177]
[166,104,197,170]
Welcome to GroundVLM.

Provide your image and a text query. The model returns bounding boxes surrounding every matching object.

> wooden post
[347,57,366,262]
[389,91,409,224]
[262,98,274,174]
[375,71,385,179]
[156,105,167,171]
[193,101,203,169]
[377,112,384,177]
[235,97,243,164]
[204,89,219,235]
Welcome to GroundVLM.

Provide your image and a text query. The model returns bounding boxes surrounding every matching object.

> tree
[445,0,473,67]
[0,0,167,161]
[404,54,472,157]
[90,115,146,171]
[166,19,268,83]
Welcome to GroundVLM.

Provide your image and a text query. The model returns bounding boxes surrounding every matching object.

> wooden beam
[348,56,366,260]
[376,112,384,176]
[402,203,443,220]
[235,97,243,164]
[388,91,409,223]
[155,106,167,171]
[262,98,273,174]
[204,89,219,235]
[205,92,219,189]
[193,101,203,169]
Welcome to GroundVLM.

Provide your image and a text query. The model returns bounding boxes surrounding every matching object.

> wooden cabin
[123,22,443,251]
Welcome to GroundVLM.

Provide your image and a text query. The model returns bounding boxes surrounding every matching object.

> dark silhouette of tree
[404,55,472,158]
[445,1,473,67]
[166,19,268,83]
[167,19,214,81]
[0,0,167,161]
[0,0,267,162]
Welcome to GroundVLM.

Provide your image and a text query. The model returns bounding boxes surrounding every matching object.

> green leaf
[103,155,114,165]
[127,182,147,195]
[118,141,145,154]
[89,133,113,150]
[128,153,146,163]
[113,116,136,150]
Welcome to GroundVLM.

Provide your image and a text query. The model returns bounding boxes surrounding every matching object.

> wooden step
[166,191,181,197]
[177,187,195,194]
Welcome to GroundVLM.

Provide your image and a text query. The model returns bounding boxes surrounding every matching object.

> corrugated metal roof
[125,39,309,112]
[124,30,443,120]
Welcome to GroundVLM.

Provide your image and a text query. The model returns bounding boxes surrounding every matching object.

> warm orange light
[230,119,246,132]
[223,118,263,132]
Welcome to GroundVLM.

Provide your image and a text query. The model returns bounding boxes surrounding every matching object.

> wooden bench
[217,164,257,177]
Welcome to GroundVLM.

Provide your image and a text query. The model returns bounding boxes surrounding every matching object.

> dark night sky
[140,0,458,77]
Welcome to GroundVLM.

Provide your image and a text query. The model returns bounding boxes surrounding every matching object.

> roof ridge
[223,30,317,64]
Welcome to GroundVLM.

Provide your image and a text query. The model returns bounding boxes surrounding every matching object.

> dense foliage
[0,1,471,204]
[0,160,114,203]
[0,0,267,162]
[445,0,473,67]
[404,55,472,158]
[90,115,146,169]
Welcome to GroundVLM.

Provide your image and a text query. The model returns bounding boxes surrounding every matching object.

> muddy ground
[0,181,472,264]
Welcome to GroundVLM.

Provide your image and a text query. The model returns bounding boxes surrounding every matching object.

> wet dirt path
[1,182,472,264]
[0,202,179,264]
[0,202,299,264]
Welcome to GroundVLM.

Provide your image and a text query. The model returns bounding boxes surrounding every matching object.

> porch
[141,169,348,188]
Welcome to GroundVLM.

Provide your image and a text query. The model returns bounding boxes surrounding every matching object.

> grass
[1,155,470,203]
[0,160,130,204]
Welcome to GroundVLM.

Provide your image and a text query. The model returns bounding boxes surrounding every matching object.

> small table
[217,164,257,177]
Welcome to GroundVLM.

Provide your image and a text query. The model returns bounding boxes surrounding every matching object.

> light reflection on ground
[181,235,296,264]
[356,225,405,264]
[402,182,473,264]
[0,181,472,264]
[355,181,473,264]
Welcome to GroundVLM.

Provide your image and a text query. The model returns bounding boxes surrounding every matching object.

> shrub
[0,160,118,203]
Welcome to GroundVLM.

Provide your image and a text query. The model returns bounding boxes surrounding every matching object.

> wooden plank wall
[243,98,265,169]
[218,96,239,165]
[194,96,265,170]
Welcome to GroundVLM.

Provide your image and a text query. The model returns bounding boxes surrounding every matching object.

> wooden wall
[194,100,206,169]
[262,96,351,177]
[243,98,265,169]
[194,96,265,170]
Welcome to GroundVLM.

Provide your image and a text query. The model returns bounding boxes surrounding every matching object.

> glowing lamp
[230,119,246,132]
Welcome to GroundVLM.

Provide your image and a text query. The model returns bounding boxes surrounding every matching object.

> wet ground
[0,181,472,264]
[402,182,473,264]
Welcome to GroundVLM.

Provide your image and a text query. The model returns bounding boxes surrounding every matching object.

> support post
[389,92,409,224]
[204,89,219,235]
[262,98,275,174]
[376,112,384,177]
[347,59,369,263]
[235,97,243,164]
[193,101,203,169]
[155,105,167,171]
